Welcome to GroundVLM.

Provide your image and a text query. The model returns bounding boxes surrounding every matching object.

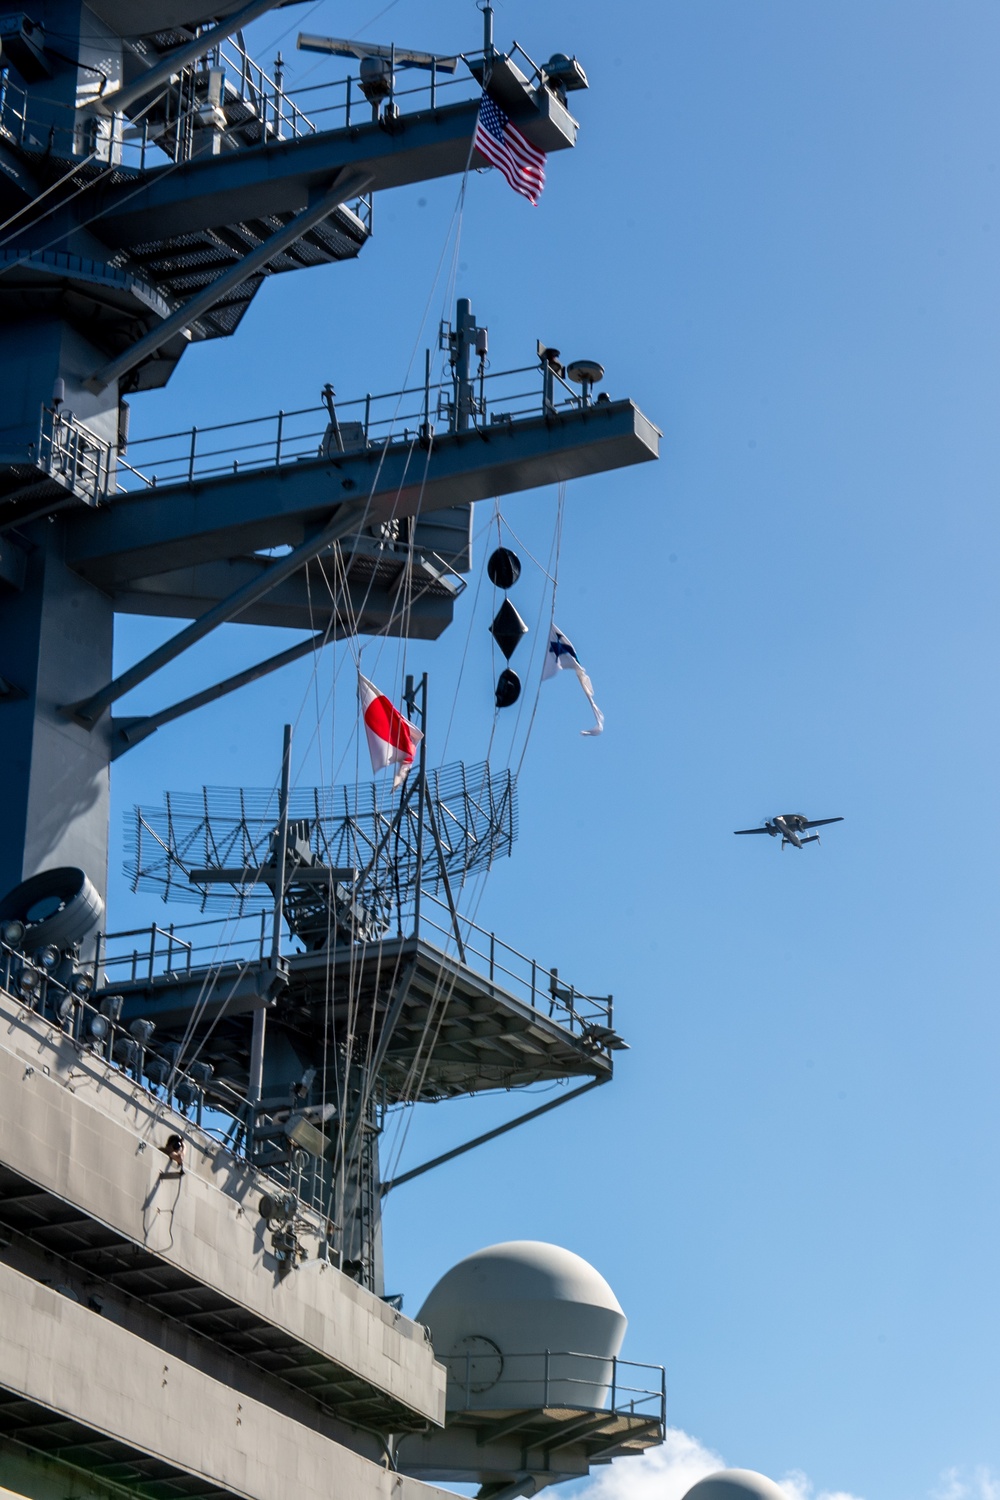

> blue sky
[108,4,1000,1498]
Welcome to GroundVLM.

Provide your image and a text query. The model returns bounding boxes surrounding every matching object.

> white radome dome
[682,1470,791,1500]
[418,1241,627,1411]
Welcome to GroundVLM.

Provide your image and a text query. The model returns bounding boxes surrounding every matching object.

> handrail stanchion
[544,1349,550,1407]
[610,1355,617,1413]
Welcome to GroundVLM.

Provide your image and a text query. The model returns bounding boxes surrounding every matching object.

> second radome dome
[682,1471,791,1500]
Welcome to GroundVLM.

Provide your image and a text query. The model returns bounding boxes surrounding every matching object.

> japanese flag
[358,673,423,788]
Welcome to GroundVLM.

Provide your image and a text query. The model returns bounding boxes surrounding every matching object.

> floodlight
[285,1113,330,1157]
[1,919,25,947]
[129,1018,155,1045]
[145,1054,170,1087]
[259,1191,298,1224]
[18,966,41,995]
[113,1037,139,1069]
[88,1013,110,1044]
[35,944,61,969]
[99,994,124,1022]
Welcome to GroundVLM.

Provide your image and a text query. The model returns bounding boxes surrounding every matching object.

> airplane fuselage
[734,812,841,848]
[767,815,812,848]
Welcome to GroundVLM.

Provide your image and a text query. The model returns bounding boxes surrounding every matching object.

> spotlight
[259,1191,298,1224]
[72,973,93,998]
[18,966,41,996]
[88,1013,110,1044]
[113,1037,139,1070]
[35,945,61,970]
[1,919,25,948]
[99,994,124,1023]
[284,1113,330,1157]
[56,994,75,1025]
[129,1018,155,1046]
[174,1078,196,1109]
[145,1054,170,1087]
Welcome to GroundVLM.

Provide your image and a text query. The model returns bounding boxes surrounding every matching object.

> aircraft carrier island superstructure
[0,5,665,1498]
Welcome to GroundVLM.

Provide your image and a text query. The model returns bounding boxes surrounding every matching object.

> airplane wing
[733,827,770,835]
[802,817,844,829]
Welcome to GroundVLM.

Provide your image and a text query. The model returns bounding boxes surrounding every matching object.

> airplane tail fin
[801,834,820,845]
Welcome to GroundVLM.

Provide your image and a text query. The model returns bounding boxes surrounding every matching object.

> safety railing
[96,885,613,1041]
[113,358,597,494]
[95,912,272,986]
[0,934,332,1224]
[445,1347,666,1423]
[0,48,482,170]
[37,404,113,505]
[415,890,613,1035]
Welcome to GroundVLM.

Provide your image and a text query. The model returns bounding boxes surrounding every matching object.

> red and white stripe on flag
[358,673,423,788]
[473,92,546,205]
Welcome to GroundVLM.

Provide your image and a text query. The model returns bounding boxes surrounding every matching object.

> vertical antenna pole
[455,298,474,432]
[248,722,291,1105]
[271,722,292,964]
[423,347,432,440]
[483,5,494,60]
[407,675,427,939]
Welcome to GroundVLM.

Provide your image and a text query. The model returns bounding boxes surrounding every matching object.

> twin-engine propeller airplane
[734,814,844,850]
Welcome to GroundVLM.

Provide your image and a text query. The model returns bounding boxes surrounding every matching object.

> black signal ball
[487,547,521,590]
[495,669,521,709]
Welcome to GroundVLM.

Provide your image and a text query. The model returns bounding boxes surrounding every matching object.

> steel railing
[446,1346,666,1422]
[0,50,483,170]
[112,359,596,494]
[36,404,113,505]
[96,889,613,1039]
[0,937,331,1223]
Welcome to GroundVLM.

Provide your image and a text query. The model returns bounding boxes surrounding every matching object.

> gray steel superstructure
[0,6,664,1497]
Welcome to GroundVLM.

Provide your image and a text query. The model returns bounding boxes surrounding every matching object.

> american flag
[473,92,546,205]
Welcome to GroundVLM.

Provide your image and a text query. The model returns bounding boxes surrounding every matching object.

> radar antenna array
[128,759,517,940]
[297,34,460,73]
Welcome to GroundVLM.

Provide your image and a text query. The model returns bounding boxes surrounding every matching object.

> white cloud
[778,1471,866,1500]
[576,1427,725,1500]
[570,1428,865,1500]
[571,1427,999,1500]
[933,1469,1000,1500]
